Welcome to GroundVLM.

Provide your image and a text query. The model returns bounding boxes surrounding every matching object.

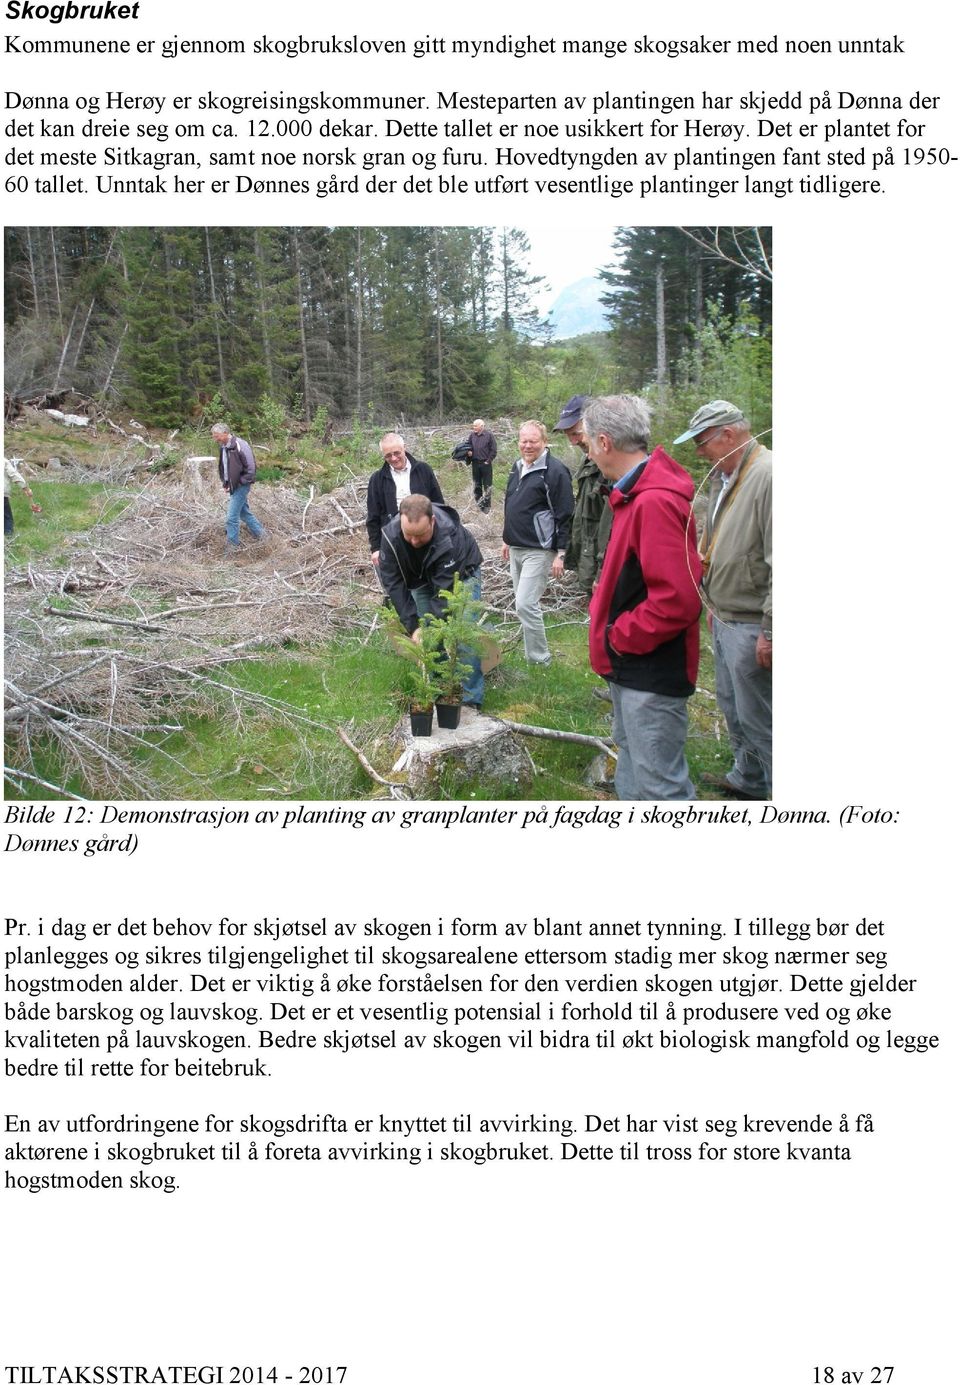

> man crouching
[379,495,485,709]
[582,395,702,800]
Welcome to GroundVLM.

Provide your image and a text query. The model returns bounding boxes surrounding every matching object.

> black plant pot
[410,707,434,737]
[435,701,462,731]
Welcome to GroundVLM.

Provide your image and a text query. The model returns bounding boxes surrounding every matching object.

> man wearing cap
[583,395,702,801]
[554,395,612,596]
[674,400,772,799]
[465,419,497,512]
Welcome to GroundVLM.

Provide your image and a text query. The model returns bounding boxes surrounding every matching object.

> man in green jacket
[675,400,773,799]
[555,395,611,596]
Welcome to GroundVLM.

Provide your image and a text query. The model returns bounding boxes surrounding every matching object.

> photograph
[4,224,772,803]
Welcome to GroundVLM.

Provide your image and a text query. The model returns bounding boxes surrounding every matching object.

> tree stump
[392,708,532,794]
[182,456,212,493]
[586,750,617,791]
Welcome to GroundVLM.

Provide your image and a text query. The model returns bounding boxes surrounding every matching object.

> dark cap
[554,395,589,432]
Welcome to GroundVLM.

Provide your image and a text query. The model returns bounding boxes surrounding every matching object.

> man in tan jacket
[675,401,772,799]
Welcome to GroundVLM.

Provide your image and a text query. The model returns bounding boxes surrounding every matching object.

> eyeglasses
[693,429,719,449]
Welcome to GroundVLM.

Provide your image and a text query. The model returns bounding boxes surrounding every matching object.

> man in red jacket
[582,395,702,801]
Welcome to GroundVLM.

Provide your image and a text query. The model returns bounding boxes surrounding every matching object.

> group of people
[211,394,772,804]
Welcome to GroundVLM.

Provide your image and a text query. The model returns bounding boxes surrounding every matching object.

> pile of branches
[4,469,388,798]
[4,447,591,800]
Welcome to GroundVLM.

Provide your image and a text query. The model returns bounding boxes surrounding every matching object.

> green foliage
[653,306,773,470]
[5,224,770,501]
[419,574,484,700]
[390,631,444,712]
[344,413,371,469]
[256,393,288,450]
[198,390,229,429]
[5,225,577,427]
[2,480,131,562]
[600,226,771,392]
[5,449,741,801]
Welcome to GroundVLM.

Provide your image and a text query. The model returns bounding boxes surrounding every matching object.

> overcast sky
[522,225,622,311]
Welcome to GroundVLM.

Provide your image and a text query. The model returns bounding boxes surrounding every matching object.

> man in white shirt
[366,432,444,568]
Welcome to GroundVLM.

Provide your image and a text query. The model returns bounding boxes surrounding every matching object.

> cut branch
[493,717,616,756]
[337,725,411,799]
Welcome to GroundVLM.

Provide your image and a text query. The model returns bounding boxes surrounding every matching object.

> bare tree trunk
[500,228,510,330]
[469,233,478,332]
[433,229,444,417]
[355,227,363,414]
[204,227,227,394]
[655,260,667,395]
[26,228,40,318]
[692,248,704,386]
[71,295,97,377]
[72,230,119,376]
[253,230,275,393]
[53,303,80,390]
[48,227,63,332]
[693,251,704,331]
[101,240,139,398]
[478,231,491,334]
[102,325,128,397]
[291,230,312,412]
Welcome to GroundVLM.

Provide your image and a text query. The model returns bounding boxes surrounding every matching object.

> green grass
[6,604,732,802]
[7,422,102,459]
[4,480,132,563]
[4,422,734,801]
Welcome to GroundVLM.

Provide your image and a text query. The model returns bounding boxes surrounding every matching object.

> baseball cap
[554,395,589,431]
[673,400,745,446]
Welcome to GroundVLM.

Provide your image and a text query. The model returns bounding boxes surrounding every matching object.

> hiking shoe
[701,773,766,801]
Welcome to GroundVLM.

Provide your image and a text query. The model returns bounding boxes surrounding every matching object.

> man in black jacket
[466,418,497,512]
[366,432,444,571]
[380,495,485,707]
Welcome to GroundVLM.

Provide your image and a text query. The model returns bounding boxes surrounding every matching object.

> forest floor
[3,411,732,802]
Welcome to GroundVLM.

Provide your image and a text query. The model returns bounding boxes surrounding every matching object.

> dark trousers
[471,460,493,509]
[4,497,13,536]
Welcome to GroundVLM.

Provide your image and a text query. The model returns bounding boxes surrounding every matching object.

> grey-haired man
[674,400,772,799]
[211,423,263,554]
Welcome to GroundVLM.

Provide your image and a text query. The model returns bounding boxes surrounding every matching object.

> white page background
[3,2,956,1382]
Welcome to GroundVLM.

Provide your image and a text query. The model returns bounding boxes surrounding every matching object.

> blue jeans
[412,574,485,706]
[225,484,263,546]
